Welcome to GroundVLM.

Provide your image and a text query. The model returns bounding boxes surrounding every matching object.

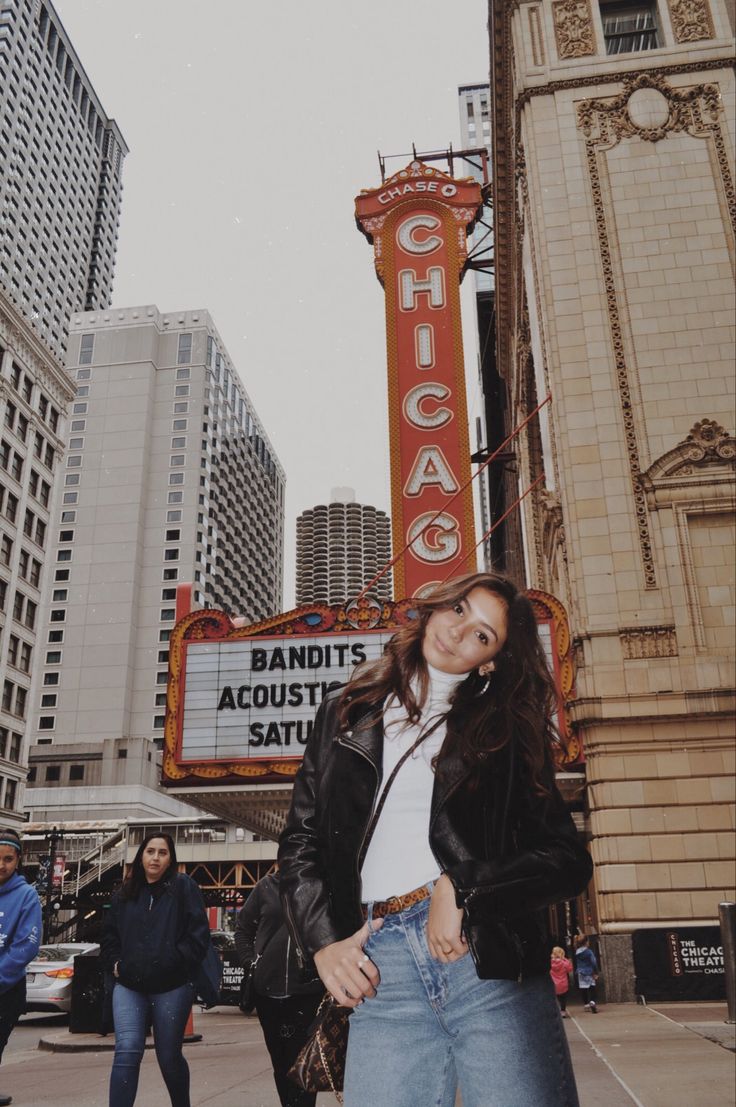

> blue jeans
[109,981,193,1107]
[345,898,579,1107]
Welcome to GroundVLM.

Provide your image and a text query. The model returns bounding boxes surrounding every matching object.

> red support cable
[440,474,545,584]
[356,394,552,601]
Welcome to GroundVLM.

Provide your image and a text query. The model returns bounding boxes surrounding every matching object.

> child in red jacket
[550,946,573,1018]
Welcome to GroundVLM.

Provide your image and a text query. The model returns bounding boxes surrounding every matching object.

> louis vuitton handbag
[287,992,349,1100]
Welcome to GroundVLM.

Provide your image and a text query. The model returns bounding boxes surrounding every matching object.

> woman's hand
[313,918,383,1008]
[427,874,468,963]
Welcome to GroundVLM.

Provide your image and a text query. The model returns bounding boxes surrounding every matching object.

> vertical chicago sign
[356,161,483,598]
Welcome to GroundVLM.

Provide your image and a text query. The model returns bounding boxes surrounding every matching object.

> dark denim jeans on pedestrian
[345,897,580,1107]
[109,981,193,1107]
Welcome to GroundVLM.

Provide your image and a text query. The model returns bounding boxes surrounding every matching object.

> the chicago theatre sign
[355,161,483,598]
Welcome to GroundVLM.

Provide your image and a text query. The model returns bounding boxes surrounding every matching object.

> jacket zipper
[284,933,291,993]
[337,733,380,917]
[283,896,306,971]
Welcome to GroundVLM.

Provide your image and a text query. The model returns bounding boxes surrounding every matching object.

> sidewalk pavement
[2,1000,733,1106]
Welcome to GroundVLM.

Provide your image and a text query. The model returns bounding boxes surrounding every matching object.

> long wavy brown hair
[338,572,558,792]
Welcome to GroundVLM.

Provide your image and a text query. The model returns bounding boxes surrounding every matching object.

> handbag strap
[358,711,446,869]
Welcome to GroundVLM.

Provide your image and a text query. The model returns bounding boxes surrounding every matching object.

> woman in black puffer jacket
[102,833,210,1107]
[235,872,323,1107]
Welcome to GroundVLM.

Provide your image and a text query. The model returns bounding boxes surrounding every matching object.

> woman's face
[422,586,509,676]
[141,837,172,883]
[0,845,20,885]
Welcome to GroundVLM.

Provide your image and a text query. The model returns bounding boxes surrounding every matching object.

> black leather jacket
[234,873,322,997]
[278,691,593,982]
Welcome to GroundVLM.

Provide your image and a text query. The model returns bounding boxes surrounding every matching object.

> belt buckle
[385,894,402,915]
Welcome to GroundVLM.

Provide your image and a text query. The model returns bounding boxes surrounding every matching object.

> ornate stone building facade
[488,0,734,995]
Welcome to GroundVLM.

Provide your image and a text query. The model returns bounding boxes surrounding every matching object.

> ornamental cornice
[643,420,736,484]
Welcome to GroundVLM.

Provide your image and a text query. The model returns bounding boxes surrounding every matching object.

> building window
[40,694,57,708]
[72,402,87,414]
[79,333,94,364]
[69,764,85,781]
[600,0,660,52]
[44,763,60,778]
[166,510,182,523]
[158,650,169,663]
[4,780,17,811]
[45,650,62,664]
[172,419,188,431]
[175,385,189,397]
[170,455,185,467]
[173,402,188,414]
[153,715,166,729]
[54,569,70,582]
[162,568,178,582]
[48,630,64,644]
[156,672,168,685]
[160,609,175,621]
[177,334,192,365]
[164,549,179,561]
[168,473,184,485]
[70,420,86,432]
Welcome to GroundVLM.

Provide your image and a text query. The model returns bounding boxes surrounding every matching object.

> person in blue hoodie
[575,935,600,1013]
[0,827,42,1107]
[102,833,210,1107]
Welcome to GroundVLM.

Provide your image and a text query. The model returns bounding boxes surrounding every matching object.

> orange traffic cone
[183,1006,203,1043]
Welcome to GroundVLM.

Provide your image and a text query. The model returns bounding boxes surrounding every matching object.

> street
[2,1002,733,1106]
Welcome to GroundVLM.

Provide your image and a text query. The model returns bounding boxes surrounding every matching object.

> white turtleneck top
[360,663,464,902]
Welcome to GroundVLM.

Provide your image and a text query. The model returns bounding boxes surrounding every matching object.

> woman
[0,828,41,1107]
[279,572,593,1107]
[102,833,211,1107]
[550,946,574,1017]
[235,871,323,1107]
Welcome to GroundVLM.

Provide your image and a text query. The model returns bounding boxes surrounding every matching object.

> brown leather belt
[362,883,432,920]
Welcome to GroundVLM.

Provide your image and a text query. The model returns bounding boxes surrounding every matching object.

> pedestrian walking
[0,828,41,1107]
[575,935,600,1012]
[550,946,574,1017]
[235,872,323,1107]
[101,833,211,1107]
[279,571,593,1107]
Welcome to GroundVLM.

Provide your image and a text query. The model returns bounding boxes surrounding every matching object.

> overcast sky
[54,0,490,607]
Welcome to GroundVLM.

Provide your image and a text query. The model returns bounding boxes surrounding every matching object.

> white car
[25,943,100,1013]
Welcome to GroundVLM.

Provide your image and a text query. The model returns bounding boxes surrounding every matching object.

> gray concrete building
[0,294,75,826]
[0,0,127,360]
[25,306,285,820]
[296,487,391,606]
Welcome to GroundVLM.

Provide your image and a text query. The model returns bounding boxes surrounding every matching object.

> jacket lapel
[338,703,384,775]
